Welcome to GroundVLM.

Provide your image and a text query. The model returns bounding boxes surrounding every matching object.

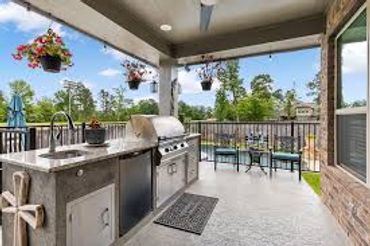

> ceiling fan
[200,0,218,32]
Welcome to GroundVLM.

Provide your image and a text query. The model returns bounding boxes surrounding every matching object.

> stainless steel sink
[39,150,89,160]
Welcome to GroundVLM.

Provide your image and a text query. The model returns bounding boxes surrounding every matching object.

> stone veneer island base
[0,135,200,246]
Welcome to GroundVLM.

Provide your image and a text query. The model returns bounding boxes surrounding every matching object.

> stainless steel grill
[125,115,189,164]
[125,115,191,208]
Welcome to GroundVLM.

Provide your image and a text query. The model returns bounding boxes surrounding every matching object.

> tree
[0,91,7,122]
[112,86,127,121]
[282,89,297,120]
[214,88,234,121]
[98,89,110,113]
[34,97,56,122]
[237,95,274,121]
[178,101,212,121]
[54,82,96,121]
[74,82,96,121]
[9,80,35,120]
[306,72,321,105]
[214,59,246,121]
[250,74,273,98]
[218,59,246,105]
[130,99,159,115]
[54,90,70,113]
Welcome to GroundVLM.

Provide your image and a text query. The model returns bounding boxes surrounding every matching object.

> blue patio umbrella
[7,94,27,128]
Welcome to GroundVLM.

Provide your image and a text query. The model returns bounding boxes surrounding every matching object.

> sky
[0,1,362,109]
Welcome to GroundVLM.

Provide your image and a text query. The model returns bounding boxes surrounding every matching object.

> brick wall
[320,0,370,245]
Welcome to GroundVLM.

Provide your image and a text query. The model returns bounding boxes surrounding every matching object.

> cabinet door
[171,158,186,193]
[156,163,174,207]
[67,184,115,246]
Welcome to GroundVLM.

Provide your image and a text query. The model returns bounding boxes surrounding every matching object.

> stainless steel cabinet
[119,150,153,235]
[66,184,115,246]
[156,155,186,207]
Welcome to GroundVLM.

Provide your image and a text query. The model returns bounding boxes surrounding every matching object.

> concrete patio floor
[124,162,350,246]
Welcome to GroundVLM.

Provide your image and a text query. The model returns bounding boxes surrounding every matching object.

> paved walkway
[126,162,350,246]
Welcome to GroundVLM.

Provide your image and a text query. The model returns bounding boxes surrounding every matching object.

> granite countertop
[0,138,157,173]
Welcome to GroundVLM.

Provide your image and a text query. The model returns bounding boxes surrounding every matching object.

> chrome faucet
[49,111,76,153]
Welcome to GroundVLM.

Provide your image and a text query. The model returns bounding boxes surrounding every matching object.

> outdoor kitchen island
[0,117,200,246]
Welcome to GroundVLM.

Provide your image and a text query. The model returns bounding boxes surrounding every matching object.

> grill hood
[125,115,186,142]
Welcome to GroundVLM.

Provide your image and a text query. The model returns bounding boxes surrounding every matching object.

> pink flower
[12,54,22,60]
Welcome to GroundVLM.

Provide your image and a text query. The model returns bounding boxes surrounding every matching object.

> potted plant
[84,117,106,145]
[122,60,152,90]
[197,55,224,91]
[12,28,73,73]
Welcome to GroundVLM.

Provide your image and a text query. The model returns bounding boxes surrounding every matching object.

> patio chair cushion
[215,147,238,155]
[271,152,300,161]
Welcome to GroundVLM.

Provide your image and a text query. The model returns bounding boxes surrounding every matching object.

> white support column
[159,59,178,117]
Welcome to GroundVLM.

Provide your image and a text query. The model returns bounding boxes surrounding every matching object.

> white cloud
[99,68,121,77]
[0,2,65,36]
[178,68,220,94]
[342,41,367,74]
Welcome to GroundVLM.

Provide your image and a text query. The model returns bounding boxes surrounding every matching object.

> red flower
[35,47,44,54]
[16,45,27,52]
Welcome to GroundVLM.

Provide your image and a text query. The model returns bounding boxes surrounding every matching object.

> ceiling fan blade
[200,3,214,32]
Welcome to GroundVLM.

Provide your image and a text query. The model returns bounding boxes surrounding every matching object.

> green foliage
[129,99,159,115]
[33,97,56,122]
[178,101,212,122]
[54,81,96,122]
[306,72,321,105]
[215,59,245,121]
[214,88,235,121]
[0,91,7,122]
[218,60,246,105]
[282,89,297,120]
[237,95,274,121]
[250,74,273,98]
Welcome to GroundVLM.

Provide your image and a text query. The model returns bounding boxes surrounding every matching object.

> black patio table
[245,147,269,174]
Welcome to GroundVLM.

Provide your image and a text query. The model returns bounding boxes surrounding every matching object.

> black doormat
[154,193,218,235]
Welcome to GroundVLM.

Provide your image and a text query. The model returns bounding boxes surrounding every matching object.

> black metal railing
[185,121,320,172]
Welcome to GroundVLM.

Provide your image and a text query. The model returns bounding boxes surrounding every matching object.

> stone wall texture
[321,0,370,245]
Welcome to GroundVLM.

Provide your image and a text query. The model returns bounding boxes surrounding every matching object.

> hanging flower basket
[201,79,212,91]
[39,55,62,73]
[127,79,142,90]
[12,28,73,73]
[197,55,225,91]
[122,59,152,90]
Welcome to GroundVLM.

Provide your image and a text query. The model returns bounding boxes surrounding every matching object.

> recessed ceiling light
[160,24,172,32]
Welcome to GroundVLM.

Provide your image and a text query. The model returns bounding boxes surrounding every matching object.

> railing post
[290,121,295,172]
[82,122,86,143]
[0,131,3,154]
[29,127,37,150]
[198,121,202,161]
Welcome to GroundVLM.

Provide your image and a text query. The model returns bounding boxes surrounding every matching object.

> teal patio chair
[269,135,302,181]
[214,133,239,172]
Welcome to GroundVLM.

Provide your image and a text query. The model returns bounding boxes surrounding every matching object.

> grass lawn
[302,172,321,195]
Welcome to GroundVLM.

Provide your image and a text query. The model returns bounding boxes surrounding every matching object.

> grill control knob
[173,145,178,150]
[165,148,170,152]
[180,143,185,147]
